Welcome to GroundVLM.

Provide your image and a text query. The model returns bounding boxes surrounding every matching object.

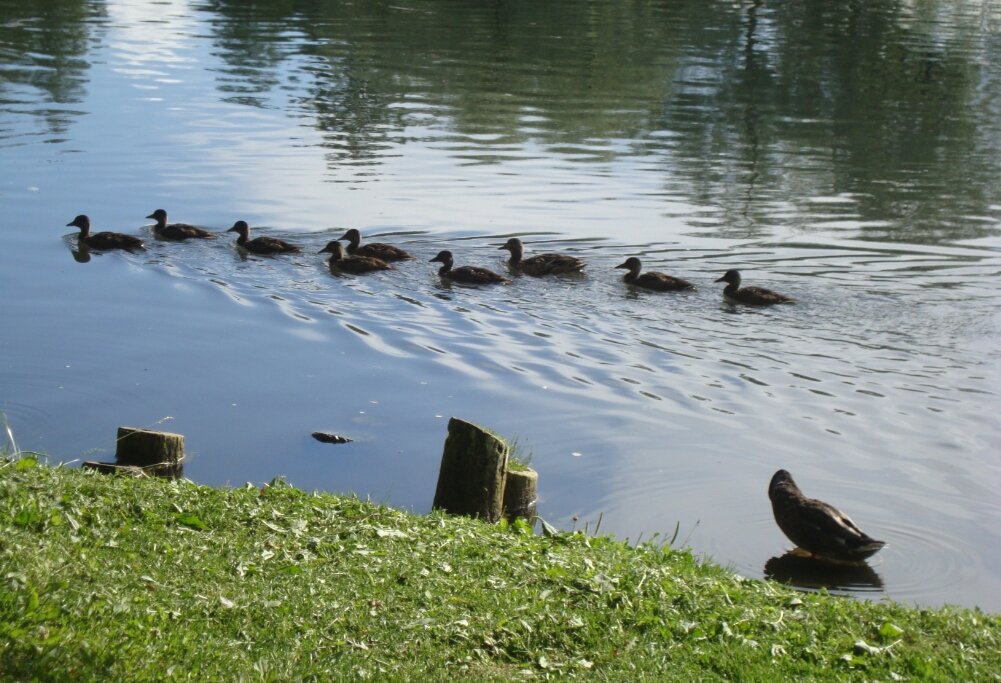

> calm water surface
[2,0,1000,610]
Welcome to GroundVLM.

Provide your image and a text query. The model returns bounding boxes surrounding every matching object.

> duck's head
[615,257,642,271]
[319,240,347,259]
[66,215,90,230]
[768,469,799,498]
[430,250,453,265]
[338,228,361,243]
[226,220,250,236]
[498,237,523,254]
[146,209,168,222]
[715,269,741,285]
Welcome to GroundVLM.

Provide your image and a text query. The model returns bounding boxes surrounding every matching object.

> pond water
[2,0,1000,611]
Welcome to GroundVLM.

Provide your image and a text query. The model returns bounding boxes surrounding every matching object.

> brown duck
[768,469,885,562]
[430,250,510,285]
[715,269,794,305]
[66,215,144,251]
[498,238,585,276]
[615,257,694,291]
[319,240,393,274]
[339,228,412,262]
[226,220,301,255]
[146,209,214,240]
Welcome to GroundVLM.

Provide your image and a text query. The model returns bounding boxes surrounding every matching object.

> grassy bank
[1,457,998,681]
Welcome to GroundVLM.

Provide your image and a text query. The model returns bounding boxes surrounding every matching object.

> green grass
[1,457,998,681]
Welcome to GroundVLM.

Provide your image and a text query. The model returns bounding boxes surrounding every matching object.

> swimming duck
[226,220,301,255]
[715,269,794,305]
[146,209,214,240]
[768,469,886,562]
[498,237,585,276]
[65,215,144,251]
[339,228,412,262]
[319,240,393,274]
[615,257,695,291]
[430,250,510,285]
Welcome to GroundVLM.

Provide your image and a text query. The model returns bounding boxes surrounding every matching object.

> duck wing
[738,286,794,305]
[780,496,884,560]
[449,265,510,284]
[334,255,393,274]
[522,253,585,276]
[636,271,695,291]
[354,242,412,261]
[87,231,145,250]
[245,236,301,254]
[157,223,215,240]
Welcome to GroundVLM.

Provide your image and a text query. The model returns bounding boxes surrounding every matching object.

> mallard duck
[319,240,393,274]
[615,257,694,291]
[146,209,214,240]
[65,215,144,251]
[339,228,412,261]
[498,238,585,276]
[226,220,301,255]
[430,250,510,285]
[768,469,885,562]
[715,269,794,305]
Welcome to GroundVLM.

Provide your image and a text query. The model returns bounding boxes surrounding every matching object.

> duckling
[498,237,585,276]
[615,257,694,291]
[768,469,886,562]
[339,228,412,262]
[146,209,214,240]
[319,240,393,274]
[226,220,301,255]
[430,250,510,285]
[715,269,794,305]
[65,215,144,251]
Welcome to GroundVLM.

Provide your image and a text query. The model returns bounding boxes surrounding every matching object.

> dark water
[2,0,1000,610]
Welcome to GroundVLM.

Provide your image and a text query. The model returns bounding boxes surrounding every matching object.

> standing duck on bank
[498,237,585,276]
[768,469,886,562]
[146,209,214,240]
[430,250,510,285]
[715,269,794,305]
[615,257,694,292]
[65,215,144,251]
[226,220,301,255]
[319,240,393,274]
[339,228,412,262]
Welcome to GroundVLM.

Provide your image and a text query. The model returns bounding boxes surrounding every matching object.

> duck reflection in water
[764,550,884,593]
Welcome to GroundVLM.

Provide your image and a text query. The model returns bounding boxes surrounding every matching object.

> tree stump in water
[116,427,185,467]
[432,418,509,523]
[503,468,538,523]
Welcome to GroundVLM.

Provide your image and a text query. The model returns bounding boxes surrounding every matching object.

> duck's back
[245,236,301,254]
[86,231,145,250]
[519,253,584,276]
[155,223,214,241]
[352,242,412,262]
[448,265,509,284]
[632,271,694,291]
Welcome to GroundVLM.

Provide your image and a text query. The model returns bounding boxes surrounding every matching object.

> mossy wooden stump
[433,418,509,523]
[82,426,184,478]
[432,417,539,524]
[503,467,538,523]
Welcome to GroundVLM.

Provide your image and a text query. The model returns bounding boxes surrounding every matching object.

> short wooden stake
[502,467,538,523]
[115,427,185,467]
[432,417,509,522]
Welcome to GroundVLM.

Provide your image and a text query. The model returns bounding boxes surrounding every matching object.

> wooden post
[502,468,538,523]
[432,418,509,522]
[115,427,184,467]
